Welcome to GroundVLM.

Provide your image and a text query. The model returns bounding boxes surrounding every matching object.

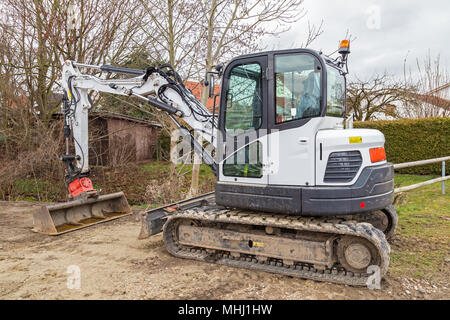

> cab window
[225,63,262,134]
[223,141,263,178]
[275,54,322,124]
[326,66,345,117]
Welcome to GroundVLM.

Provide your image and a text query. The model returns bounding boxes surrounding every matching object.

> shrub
[354,118,449,175]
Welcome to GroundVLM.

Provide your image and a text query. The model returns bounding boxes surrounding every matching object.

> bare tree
[134,0,210,79]
[0,0,324,199]
[0,0,144,156]
[135,0,210,184]
[131,0,315,197]
[346,74,416,121]
[402,52,449,118]
[189,0,312,196]
[196,0,308,85]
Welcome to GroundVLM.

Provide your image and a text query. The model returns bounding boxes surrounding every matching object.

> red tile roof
[413,93,449,111]
[184,81,220,112]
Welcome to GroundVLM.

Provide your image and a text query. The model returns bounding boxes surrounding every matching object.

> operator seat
[297,71,321,118]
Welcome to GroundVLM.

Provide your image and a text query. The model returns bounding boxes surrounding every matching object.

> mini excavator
[33,40,398,286]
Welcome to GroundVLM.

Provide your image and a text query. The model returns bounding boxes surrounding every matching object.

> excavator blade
[138,192,215,239]
[32,191,132,235]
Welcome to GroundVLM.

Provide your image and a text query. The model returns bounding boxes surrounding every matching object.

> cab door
[268,51,326,187]
[218,56,269,186]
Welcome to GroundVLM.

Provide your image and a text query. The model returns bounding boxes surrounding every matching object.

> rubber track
[163,207,391,287]
[340,205,398,240]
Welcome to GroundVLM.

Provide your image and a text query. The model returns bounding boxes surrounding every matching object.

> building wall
[106,118,159,164]
[135,124,157,161]
[89,117,109,166]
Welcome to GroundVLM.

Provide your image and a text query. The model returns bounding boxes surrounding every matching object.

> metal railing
[393,156,449,194]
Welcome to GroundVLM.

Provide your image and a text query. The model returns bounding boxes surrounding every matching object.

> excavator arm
[32,61,219,235]
[61,60,217,198]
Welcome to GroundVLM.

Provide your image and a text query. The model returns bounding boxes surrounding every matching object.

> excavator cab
[214,48,394,221]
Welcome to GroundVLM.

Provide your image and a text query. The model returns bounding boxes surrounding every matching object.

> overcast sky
[264,0,449,81]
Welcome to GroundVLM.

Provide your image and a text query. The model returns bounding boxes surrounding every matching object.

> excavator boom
[33,61,217,235]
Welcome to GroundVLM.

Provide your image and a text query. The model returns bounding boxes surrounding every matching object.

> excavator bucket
[32,192,132,235]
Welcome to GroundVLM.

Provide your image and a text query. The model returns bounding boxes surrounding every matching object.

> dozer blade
[138,192,215,239]
[32,191,132,235]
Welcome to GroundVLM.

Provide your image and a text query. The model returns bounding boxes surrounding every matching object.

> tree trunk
[187,87,210,198]
[187,0,216,198]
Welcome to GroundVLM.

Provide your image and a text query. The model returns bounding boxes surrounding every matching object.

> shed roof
[90,111,162,128]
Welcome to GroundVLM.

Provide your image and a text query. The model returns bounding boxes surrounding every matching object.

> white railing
[393,156,449,194]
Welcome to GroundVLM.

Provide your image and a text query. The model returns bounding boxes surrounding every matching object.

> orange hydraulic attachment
[68,177,95,198]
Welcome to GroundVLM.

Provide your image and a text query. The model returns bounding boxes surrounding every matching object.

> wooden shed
[88,111,162,166]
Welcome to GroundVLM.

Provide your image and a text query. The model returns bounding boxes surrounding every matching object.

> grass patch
[139,161,214,177]
[390,174,449,280]
[138,161,170,174]
[13,179,62,202]
[394,174,449,239]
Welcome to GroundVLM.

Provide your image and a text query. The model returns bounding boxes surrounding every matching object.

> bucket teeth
[32,191,132,235]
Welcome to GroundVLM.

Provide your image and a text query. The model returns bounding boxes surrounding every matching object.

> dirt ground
[0,201,448,300]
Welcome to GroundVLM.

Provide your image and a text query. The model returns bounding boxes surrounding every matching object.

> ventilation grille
[324,151,362,183]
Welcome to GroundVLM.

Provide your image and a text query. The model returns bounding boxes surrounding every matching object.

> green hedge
[354,118,449,175]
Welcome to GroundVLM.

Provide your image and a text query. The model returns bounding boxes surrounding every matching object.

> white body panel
[218,117,344,187]
[268,117,343,186]
[217,118,387,188]
[315,128,386,186]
